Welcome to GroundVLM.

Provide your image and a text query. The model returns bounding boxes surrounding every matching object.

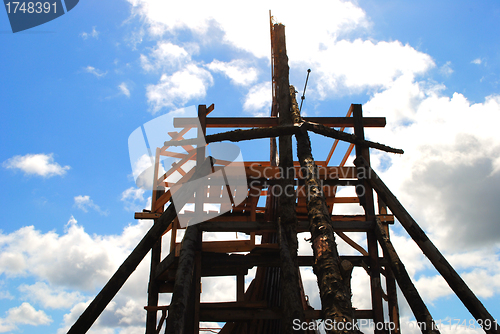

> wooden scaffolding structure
[67,21,499,334]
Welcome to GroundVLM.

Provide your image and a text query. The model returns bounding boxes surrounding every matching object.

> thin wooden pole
[354,156,500,334]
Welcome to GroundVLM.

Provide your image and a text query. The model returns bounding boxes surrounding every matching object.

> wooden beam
[198,220,376,233]
[163,122,403,155]
[173,116,387,128]
[355,156,500,334]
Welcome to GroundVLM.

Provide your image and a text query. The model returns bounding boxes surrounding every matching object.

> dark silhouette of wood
[273,23,305,333]
[354,156,500,334]
[162,123,403,155]
[165,224,201,334]
[352,104,386,333]
[374,219,440,334]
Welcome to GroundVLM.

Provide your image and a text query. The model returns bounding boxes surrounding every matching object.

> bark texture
[273,23,305,332]
[165,224,201,334]
[163,123,403,155]
[294,94,359,333]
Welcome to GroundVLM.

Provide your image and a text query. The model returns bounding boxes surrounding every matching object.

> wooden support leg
[146,237,161,334]
[374,220,440,334]
[352,104,386,333]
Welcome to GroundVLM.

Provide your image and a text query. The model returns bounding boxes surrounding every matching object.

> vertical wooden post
[192,105,207,334]
[378,198,401,334]
[146,175,164,334]
[352,104,386,333]
[374,220,440,334]
[296,101,357,332]
[273,23,305,332]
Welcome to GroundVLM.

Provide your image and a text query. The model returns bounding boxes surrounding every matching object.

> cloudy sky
[1,0,500,333]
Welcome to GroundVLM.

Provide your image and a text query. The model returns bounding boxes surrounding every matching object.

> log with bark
[273,23,305,332]
[294,91,359,334]
[163,123,403,155]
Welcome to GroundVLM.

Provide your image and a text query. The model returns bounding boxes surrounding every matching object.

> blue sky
[1,0,500,333]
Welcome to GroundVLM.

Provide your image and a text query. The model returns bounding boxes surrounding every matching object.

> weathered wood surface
[273,23,305,332]
[163,122,403,154]
[355,156,500,334]
[374,220,440,334]
[66,157,215,334]
[173,116,387,128]
[294,93,359,333]
[165,224,201,334]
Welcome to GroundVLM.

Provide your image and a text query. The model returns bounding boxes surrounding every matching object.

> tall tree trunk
[273,23,305,332]
[293,90,358,333]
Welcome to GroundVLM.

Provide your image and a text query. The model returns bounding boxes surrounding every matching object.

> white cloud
[0,302,52,332]
[146,64,213,113]
[125,0,435,98]
[74,195,109,216]
[18,282,84,309]
[0,216,151,290]
[310,39,434,98]
[126,0,368,59]
[243,81,271,116]
[121,187,147,212]
[140,41,191,71]
[471,58,482,65]
[0,216,160,332]
[119,82,131,97]
[365,83,500,251]
[80,27,99,39]
[440,61,453,76]
[207,59,258,86]
[0,291,13,300]
[84,66,107,78]
[2,153,70,178]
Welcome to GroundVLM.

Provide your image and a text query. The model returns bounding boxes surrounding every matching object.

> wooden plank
[135,212,163,219]
[174,116,387,128]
